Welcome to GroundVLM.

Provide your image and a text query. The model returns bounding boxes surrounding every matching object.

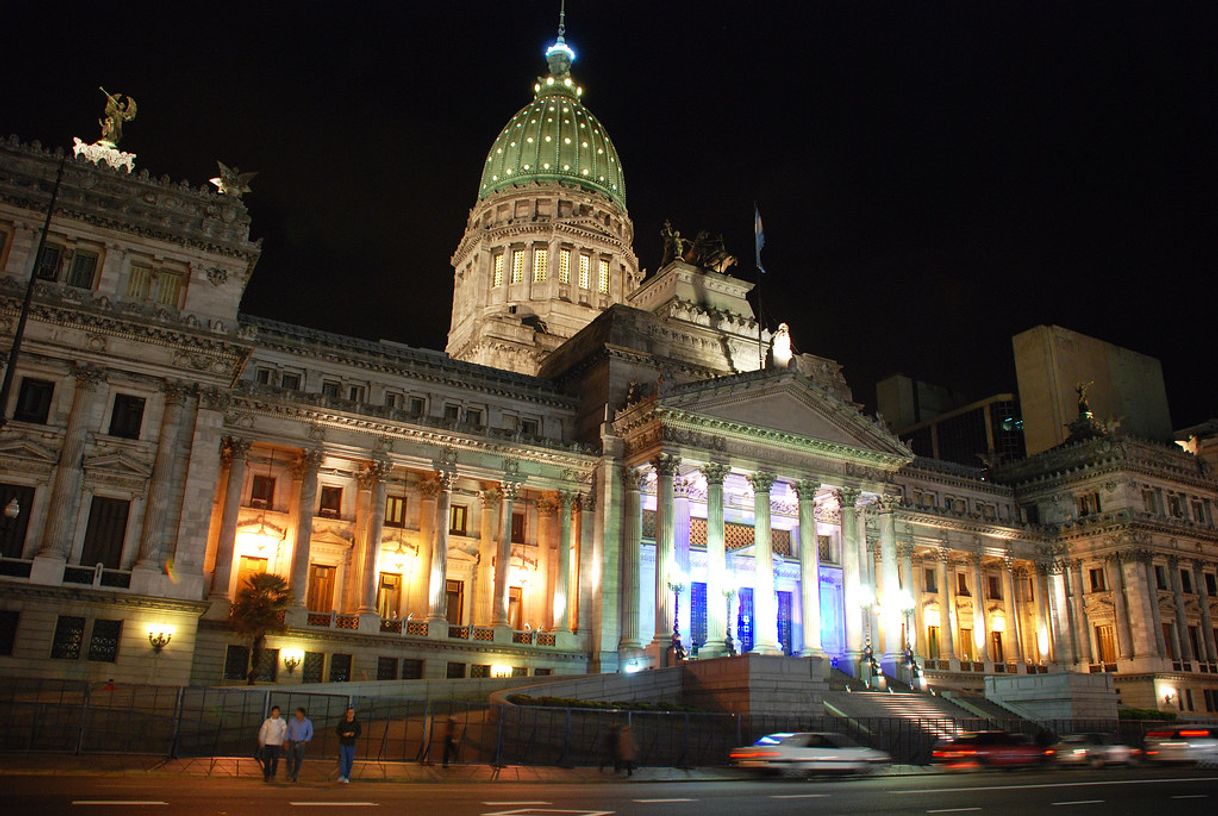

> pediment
[660,370,912,462]
[0,435,59,464]
[82,450,153,478]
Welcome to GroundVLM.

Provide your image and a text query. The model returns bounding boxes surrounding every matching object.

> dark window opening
[377,656,398,681]
[51,616,86,660]
[319,486,342,518]
[0,483,34,559]
[250,475,275,508]
[224,645,250,680]
[79,496,130,569]
[108,394,145,439]
[13,378,54,424]
[87,619,122,662]
[0,610,19,655]
[328,653,351,682]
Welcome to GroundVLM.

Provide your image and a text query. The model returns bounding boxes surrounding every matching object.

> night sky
[8,2,1218,427]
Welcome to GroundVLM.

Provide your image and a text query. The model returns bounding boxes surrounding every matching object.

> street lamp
[666,559,688,663]
[722,580,738,657]
[3,498,19,520]
[147,625,174,654]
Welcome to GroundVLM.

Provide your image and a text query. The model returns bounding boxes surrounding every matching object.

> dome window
[563,137,571,144]
[543,163,551,169]
[545,136,552,142]
[582,141,588,148]
[523,164,531,170]
[527,137,534,143]
[562,164,570,171]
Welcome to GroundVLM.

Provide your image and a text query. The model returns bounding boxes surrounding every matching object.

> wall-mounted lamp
[282,649,303,674]
[147,625,174,653]
[3,497,19,520]
[1164,692,1176,705]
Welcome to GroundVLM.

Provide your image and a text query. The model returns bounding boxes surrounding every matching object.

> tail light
[730,749,780,760]
[933,748,977,760]
[1146,750,1159,756]
[1043,749,1056,757]
[1179,730,1210,738]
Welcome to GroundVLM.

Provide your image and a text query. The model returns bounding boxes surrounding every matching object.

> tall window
[385,495,406,528]
[321,380,340,399]
[508,586,523,630]
[578,254,590,289]
[511,512,525,543]
[0,610,18,656]
[307,564,335,612]
[510,249,525,284]
[67,251,99,289]
[1182,569,1194,594]
[990,631,1004,663]
[923,568,938,594]
[319,486,342,518]
[0,483,34,559]
[958,627,973,661]
[88,619,122,663]
[13,378,54,424]
[36,243,64,280]
[450,505,468,535]
[558,248,571,283]
[492,252,504,287]
[236,555,267,592]
[376,572,401,619]
[597,258,609,293]
[1096,624,1117,664]
[925,626,940,660]
[1089,567,1106,592]
[987,574,1002,599]
[532,247,548,282]
[446,579,464,624]
[127,263,186,308]
[108,394,145,439]
[79,496,130,569]
[51,616,85,660]
[250,475,275,507]
[956,572,970,596]
[1142,489,1158,513]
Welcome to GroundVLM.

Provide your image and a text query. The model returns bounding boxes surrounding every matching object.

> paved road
[3,767,1214,815]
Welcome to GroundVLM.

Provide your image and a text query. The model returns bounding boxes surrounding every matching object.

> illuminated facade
[0,25,1215,719]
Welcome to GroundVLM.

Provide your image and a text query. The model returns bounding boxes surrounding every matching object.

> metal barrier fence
[0,677,1173,767]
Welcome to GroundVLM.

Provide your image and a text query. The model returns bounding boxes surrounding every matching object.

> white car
[1054,733,1138,767]
[730,731,891,776]
[1145,725,1218,764]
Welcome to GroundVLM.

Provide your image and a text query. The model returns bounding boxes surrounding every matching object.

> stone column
[1169,555,1193,663]
[748,471,782,655]
[35,365,106,566]
[477,488,502,626]
[1194,560,1217,663]
[555,490,576,632]
[208,436,251,599]
[1108,554,1135,661]
[416,478,439,619]
[1002,556,1024,664]
[356,459,391,616]
[898,538,915,654]
[1047,566,1071,665]
[966,553,987,664]
[492,481,519,629]
[1070,560,1093,665]
[837,488,865,669]
[426,470,457,623]
[134,382,188,572]
[535,495,559,630]
[937,545,957,665]
[1141,554,1167,658]
[619,469,645,653]
[698,464,730,658]
[1035,565,1053,664]
[651,453,680,660]
[673,477,693,653]
[577,490,595,640]
[796,479,823,656]
[289,448,324,609]
[877,497,902,665]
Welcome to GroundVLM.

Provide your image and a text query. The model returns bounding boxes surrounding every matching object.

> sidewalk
[0,753,939,782]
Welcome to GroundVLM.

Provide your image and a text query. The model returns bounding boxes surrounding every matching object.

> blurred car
[1144,724,1218,764]
[1054,733,1138,767]
[730,732,890,775]
[931,730,1055,769]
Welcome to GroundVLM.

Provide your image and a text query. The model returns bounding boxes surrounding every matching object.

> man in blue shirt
[285,707,314,783]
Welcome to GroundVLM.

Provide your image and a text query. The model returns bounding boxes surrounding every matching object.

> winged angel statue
[99,87,137,147]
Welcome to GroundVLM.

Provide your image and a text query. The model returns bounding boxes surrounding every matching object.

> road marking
[1171,795,1209,799]
[72,803,168,807]
[482,810,614,816]
[927,809,982,814]
[483,804,553,807]
[891,777,1218,795]
[633,799,695,803]
[290,804,379,808]
[771,794,829,799]
[1051,802,1103,807]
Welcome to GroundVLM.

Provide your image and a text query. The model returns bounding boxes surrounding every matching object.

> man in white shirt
[257,705,288,782]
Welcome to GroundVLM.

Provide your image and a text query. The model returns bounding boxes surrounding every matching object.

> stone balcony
[287,608,576,650]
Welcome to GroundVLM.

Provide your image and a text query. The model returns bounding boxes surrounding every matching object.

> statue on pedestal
[98,87,137,147]
[660,220,686,267]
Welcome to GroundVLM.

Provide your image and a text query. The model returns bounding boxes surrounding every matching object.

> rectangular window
[87,619,122,662]
[1163,622,1176,659]
[0,610,18,656]
[377,656,398,681]
[67,250,99,289]
[280,372,301,391]
[470,664,490,678]
[251,475,275,507]
[79,496,130,569]
[558,248,571,284]
[255,648,279,682]
[1089,567,1107,592]
[235,555,267,593]
[1169,494,1185,518]
[319,486,342,518]
[511,512,525,543]
[1142,489,1158,513]
[492,253,504,287]
[1206,573,1217,596]
[464,407,483,426]
[532,247,548,282]
[511,249,525,284]
[509,586,523,630]
[512,666,527,677]
[51,615,86,660]
[307,564,336,612]
[328,653,352,682]
[958,628,973,661]
[401,658,424,680]
[1156,564,1168,590]
[1182,569,1194,594]
[347,384,365,402]
[520,418,539,436]
[376,572,401,619]
[13,377,54,424]
[321,380,341,399]
[408,396,426,416]
[925,626,940,660]
[0,483,35,559]
[985,574,1001,599]
[36,243,64,280]
[924,568,938,594]
[255,367,274,385]
[127,264,185,308]
[597,258,609,293]
[385,495,406,528]
[444,403,460,422]
[302,651,325,683]
[818,534,835,564]
[450,505,468,535]
[384,391,402,409]
[446,661,466,679]
[107,394,145,439]
[446,579,464,625]
[1095,624,1117,664]
[1191,499,1205,522]
[990,631,1004,663]
[578,254,590,289]
[956,572,969,596]
[223,644,250,680]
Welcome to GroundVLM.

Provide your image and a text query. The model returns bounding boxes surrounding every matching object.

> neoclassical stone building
[0,23,1215,718]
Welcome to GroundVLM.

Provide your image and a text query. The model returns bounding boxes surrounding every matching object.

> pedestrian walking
[335,706,361,783]
[616,724,638,777]
[257,705,288,782]
[285,707,313,782]
[441,716,459,767]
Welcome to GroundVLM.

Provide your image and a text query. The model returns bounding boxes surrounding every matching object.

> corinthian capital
[71,363,106,389]
[794,479,820,502]
[292,447,325,479]
[832,487,862,511]
[700,462,730,486]
[748,471,777,493]
[652,452,681,476]
[622,466,649,493]
[221,435,252,464]
[536,494,560,516]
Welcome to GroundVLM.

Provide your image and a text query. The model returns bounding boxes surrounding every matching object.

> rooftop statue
[1075,380,1095,418]
[98,87,137,147]
[209,161,257,198]
[690,230,737,274]
[660,220,686,267]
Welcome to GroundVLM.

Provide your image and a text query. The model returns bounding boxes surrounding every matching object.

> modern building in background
[0,21,1216,719]
[878,375,1024,467]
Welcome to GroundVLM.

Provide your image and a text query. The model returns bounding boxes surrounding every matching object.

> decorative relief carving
[206,266,230,286]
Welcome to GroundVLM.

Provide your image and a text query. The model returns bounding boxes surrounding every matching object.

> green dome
[478,40,626,210]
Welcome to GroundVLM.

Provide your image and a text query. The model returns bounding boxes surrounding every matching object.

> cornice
[0,580,210,613]
[995,435,1216,493]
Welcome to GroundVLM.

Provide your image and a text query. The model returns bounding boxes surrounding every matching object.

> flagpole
[754,203,765,370]
[757,262,764,369]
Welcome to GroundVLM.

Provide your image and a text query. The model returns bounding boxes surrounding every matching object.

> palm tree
[230,573,292,685]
